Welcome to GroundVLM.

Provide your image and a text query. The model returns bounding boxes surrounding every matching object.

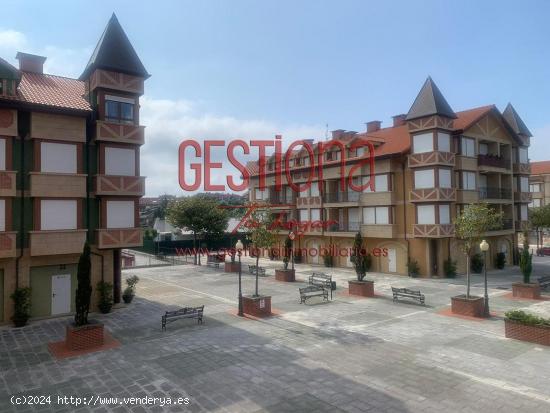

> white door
[310,243,319,264]
[388,249,396,273]
[51,274,71,315]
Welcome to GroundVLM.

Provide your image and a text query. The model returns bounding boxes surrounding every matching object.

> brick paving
[1,258,550,412]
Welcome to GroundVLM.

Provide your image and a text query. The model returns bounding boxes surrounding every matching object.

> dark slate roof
[406,77,457,120]
[0,57,20,80]
[502,103,532,137]
[79,13,149,80]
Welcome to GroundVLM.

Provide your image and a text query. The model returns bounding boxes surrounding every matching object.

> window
[255,188,268,200]
[310,209,321,221]
[530,183,541,192]
[417,205,436,224]
[520,204,528,221]
[105,147,136,176]
[363,206,390,224]
[413,132,433,154]
[462,171,476,190]
[41,200,77,230]
[461,137,475,157]
[479,143,489,155]
[414,169,435,189]
[310,183,320,197]
[529,198,542,208]
[519,176,529,192]
[0,138,5,171]
[439,169,452,188]
[0,199,4,231]
[299,209,308,222]
[105,95,135,124]
[106,200,135,228]
[518,147,528,164]
[439,205,450,224]
[375,175,389,192]
[437,132,450,152]
[41,142,77,173]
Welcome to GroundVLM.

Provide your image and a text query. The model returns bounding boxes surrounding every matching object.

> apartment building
[0,14,148,323]
[247,77,532,277]
[529,161,550,208]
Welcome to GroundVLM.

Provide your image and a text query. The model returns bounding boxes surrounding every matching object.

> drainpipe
[15,130,26,289]
[402,161,410,269]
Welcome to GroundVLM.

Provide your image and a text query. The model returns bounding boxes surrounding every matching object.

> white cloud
[0,29,26,51]
[140,96,325,196]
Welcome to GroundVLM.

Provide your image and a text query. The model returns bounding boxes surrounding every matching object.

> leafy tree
[529,205,550,251]
[153,194,175,219]
[519,231,533,284]
[283,236,292,270]
[350,232,371,281]
[75,243,92,326]
[454,204,502,298]
[166,197,228,265]
[246,209,277,296]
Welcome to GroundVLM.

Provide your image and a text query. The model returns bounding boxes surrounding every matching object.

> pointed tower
[82,14,149,303]
[503,103,532,143]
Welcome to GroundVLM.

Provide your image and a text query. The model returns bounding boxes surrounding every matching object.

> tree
[529,205,550,251]
[519,231,533,284]
[247,209,277,296]
[283,236,292,270]
[166,196,228,265]
[75,243,92,326]
[454,204,502,298]
[350,232,371,281]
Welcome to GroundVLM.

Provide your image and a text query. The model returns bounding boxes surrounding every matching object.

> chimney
[340,131,357,141]
[392,114,407,127]
[16,52,47,74]
[331,129,345,140]
[366,121,381,133]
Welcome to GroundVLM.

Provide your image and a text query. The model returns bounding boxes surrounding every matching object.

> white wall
[0,199,4,231]
[41,142,77,173]
[0,139,5,171]
[105,147,136,176]
[41,200,77,230]
[106,200,135,228]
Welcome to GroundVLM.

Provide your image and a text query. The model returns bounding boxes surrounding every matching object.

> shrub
[407,259,420,278]
[323,253,334,268]
[125,275,140,294]
[505,310,550,326]
[351,233,371,281]
[283,237,291,270]
[443,258,457,278]
[75,243,92,326]
[495,252,506,269]
[519,232,533,284]
[11,287,31,327]
[470,253,484,274]
[96,281,113,314]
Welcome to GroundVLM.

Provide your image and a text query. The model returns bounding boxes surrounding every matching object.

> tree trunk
[466,254,471,299]
[255,253,259,297]
[193,233,197,265]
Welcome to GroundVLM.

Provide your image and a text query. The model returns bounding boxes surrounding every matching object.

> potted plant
[512,233,540,299]
[122,275,140,304]
[97,281,113,313]
[470,253,484,274]
[275,236,296,282]
[348,232,374,297]
[407,259,420,278]
[504,310,550,346]
[323,252,334,268]
[443,258,457,278]
[452,204,501,317]
[11,287,31,328]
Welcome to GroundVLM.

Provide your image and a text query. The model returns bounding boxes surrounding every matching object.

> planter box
[66,323,104,351]
[275,269,295,282]
[451,295,485,318]
[225,262,241,273]
[512,283,541,299]
[242,295,272,317]
[348,280,374,297]
[505,319,550,346]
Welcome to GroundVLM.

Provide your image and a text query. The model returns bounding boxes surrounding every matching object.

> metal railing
[323,191,361,203]
[477,154,509,169]
[326,221,361,232]
[478,187,512,199]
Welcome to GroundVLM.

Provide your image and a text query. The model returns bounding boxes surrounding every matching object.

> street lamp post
[289,231,295,271]
[480,239,490,318]
[236,239,244,317]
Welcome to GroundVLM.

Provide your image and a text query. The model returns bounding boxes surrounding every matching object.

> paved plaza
[1,256,550,412]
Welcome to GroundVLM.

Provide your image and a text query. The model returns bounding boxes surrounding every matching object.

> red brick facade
[451,296,485,318]
[242,296,272,317]
[275,269,295,282]
[66,324,105,350]
[505,319,550,346]
[512,283,541,299]
[348,280,375,297]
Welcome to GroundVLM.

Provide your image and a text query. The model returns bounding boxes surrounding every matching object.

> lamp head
[480,239,489,252]
[235,239,244,251]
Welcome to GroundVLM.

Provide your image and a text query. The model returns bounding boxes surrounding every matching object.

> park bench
[161,305,204,331]
[206,255,221,268]
[309,272,334,298]
[537,276,550,290]
[248,265,267,277]
[391,287,425,305]
[299,285,328,304]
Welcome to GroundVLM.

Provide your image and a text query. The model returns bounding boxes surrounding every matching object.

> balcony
[323,191,361,204]
[0,171,16,197]
[478,187,512,200]
[296,196,320,207]
[361,224,397,239]
[326,221,361,233]
[413,224,454,238]
[513,162,531,174]
[514,191,532,203]
[456,190,478,204]
[410,188,456,202]
[29,230,87,256]
[95,120,145,145]
[485,219,515,235]
[29,173,86,198]
[477,154,510,170]
[360,191,395,206]
[97,228,143,249]
[0,232,17,258]
[95,175,145,196]
[408,151,455,168]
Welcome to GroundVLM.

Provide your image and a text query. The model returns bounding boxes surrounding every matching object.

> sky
[1,0,549,196]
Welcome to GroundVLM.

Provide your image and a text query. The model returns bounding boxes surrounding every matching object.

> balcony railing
[97,228,143,249]
[478,187,512,200]
[323,191,361,203]
[95,175,145,196]
[268,193,297,205]
[326,221,361,232]
[477,154,509,169]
